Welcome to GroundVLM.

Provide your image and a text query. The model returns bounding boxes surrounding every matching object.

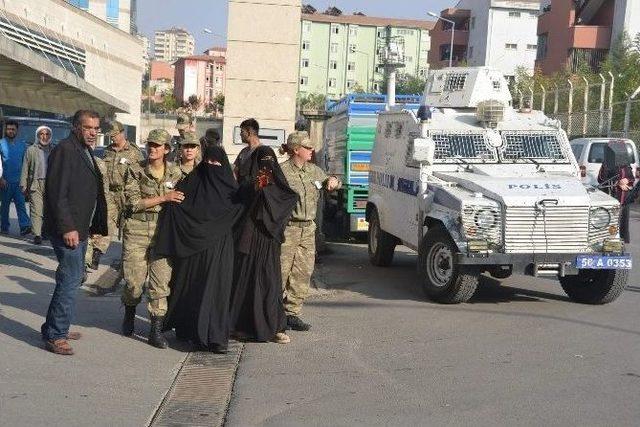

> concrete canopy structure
[0,36,127,116]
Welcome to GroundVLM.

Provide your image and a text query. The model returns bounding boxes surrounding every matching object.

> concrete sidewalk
[0,214,187,426]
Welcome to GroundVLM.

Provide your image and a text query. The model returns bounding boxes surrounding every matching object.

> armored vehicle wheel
[419,226,478,304]
[490,266,512,280]
[559,269,628,304]
[368,209,396,267]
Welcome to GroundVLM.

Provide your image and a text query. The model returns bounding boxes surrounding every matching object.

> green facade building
[299,13,435,99]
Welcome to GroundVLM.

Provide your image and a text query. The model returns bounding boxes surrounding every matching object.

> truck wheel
[419,226,478,304]
[368,209,396,267]
[559,269,628,304]
[490,266,512,280]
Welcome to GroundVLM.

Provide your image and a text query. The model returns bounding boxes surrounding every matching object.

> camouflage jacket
[124,160,182,217]
[103,141,144,211]
[280,158,334,222]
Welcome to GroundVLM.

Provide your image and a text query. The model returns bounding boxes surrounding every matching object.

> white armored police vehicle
[367,66,631,304]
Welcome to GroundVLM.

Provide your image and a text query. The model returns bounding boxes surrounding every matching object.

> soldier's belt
[129,212,159,221]
[288,220,314,228]
[109,184,123,191]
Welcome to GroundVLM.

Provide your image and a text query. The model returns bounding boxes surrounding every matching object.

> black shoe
[20,227,32,236]
[287,315,311,331]
[122,306,136,336]
[208,343,228,354]
[33,236,42,245]
[89,249,101,270]
[148,316,168,349]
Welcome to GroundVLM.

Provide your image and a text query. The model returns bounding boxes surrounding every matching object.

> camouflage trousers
[84,215,118,267]
[28,179,45,237]
[280,222,316,316]
[121,222,171,317]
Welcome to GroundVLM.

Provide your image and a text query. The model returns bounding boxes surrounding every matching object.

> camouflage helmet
[146,129,172,147]
[178,131,200,147]
[286,131,314,150]
[104,120,124,137]
[176,113,193,130]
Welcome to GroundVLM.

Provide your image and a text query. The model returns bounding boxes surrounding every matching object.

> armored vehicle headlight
[589,207,611,229]
[475,209,498,229]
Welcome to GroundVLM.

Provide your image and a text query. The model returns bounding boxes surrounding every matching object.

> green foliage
[349,83,366,94]
[161,91,178,112]
[395,74,426,95]
[298,93,327,111]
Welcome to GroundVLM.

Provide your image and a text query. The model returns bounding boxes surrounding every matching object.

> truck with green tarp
[322,94,420,237]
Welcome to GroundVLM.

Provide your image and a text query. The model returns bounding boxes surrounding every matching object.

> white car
[570,138,639,187]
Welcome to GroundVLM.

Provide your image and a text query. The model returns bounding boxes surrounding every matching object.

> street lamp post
[427,11,455,68]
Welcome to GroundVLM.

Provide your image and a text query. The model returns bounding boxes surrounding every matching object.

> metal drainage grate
[149,341,244,427]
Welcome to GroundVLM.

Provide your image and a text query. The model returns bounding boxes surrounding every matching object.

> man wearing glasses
[19,125,54,244]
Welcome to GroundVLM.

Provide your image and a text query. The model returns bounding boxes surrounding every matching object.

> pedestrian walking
[156,144,244,353]
[279,131,340,331]
[19,126,54,244]
[178,131,200,177]
[0,120,31,236]
[85,121,143,272]
[598,142,634,243]
[40,110,108,355]
[121,129,183,348]
[229,143,298,345]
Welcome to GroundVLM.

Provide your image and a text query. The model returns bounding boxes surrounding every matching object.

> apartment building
[429,0,540,81]
[66,0,136,34]
[536,0,640,75]
[153,28,195,62]
[299,13,434,98]
[173,55,226,108]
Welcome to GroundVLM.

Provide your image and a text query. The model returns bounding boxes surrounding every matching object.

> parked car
[569,137,640,186]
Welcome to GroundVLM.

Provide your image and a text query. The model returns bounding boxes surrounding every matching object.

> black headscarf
[236,145,298,253]
[155,145,244,258]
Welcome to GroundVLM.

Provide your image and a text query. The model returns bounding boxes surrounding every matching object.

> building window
[377,29,385,38]
[331,24,340,34]
[505,43,518,50]
[508,11,521,18]
[349,44,357,53]
[536,33,548,60]
[527,44,537,50]
[328,78,337,88]
[397,29,414,36]
[330,43,338,53]
[330,60,338,70]
[349,26,358,37]
[106,0,119,26]
[300,76,308,85]
[302,40,311,50]
[405,56,413,62]
[301,58,309,68]
[215,77,220,84]
[347,62,356,71]
[303,21,311,33]
[418,68,427,77]
[68,0,89,9]
[470,17,475,29]
[376,65,384,74]
[373,82,380,91]
[347,80,355,89]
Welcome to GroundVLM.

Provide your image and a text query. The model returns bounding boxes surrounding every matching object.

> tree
[162,91,178,112]
[324,6,342,16]
[350,83,366,94]
[298,93,327,111]
[395,74,427,95]
[187,94,201,111]
[212,93,225,115]
[302,4,316,14]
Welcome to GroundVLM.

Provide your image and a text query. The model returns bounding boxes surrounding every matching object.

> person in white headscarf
[20,125,54,244]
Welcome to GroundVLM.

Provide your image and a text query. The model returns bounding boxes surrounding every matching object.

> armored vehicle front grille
[504,206,589,253]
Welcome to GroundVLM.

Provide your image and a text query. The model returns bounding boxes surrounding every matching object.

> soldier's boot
[122,305,136,336]
[89,249,102,271]
[286,315,311,332]
[148,316,168,349]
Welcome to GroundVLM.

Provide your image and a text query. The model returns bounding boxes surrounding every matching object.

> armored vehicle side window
[431,132,497,162]
[500,131,568,163]
[570,144,584,160]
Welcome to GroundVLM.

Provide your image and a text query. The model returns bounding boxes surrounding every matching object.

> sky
[138,0,457,53]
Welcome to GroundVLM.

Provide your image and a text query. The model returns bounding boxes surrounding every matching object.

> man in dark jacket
[41,110,108,356]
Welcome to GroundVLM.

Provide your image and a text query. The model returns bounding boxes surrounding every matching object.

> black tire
[368,208,396,267]
[418,226,479,304]
[490,266,512,280]
[559,268,628,304]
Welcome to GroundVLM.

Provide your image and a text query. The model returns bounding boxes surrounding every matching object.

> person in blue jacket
[0,120,31,235]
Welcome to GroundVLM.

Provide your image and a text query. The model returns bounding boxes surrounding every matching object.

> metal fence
[512,74,640,141]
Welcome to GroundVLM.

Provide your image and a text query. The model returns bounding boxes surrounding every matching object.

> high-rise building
[299,13,434,98]
[173,55,226,108]
[66,0,136,35]
[536,0,640,75]
[428,1,540,81]
[153,28,195,62]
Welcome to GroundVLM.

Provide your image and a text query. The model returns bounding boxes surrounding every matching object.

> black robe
[155,146,243,348]
[229,146,298,341]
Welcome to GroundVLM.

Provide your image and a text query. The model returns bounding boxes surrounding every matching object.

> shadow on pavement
[0,252,54,278]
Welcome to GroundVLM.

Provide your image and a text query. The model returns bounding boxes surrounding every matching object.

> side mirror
[412,137,436,166]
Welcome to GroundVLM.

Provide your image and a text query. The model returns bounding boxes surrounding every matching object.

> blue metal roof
[326,93,422,116]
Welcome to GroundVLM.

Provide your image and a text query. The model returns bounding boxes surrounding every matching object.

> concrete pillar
[222,0,301,159]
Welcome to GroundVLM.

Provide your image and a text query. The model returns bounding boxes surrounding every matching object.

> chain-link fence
[512,74,640,141]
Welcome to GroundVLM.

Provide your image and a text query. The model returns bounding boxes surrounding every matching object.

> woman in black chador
[230,145,298,344]
[155,145,243,353]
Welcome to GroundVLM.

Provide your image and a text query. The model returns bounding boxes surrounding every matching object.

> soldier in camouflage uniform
[279,131,341,331]
[169,113,193,162]
[177,131,200,178]
[84,158,113,272]
[121,129,184,348]
[85,121,144,273]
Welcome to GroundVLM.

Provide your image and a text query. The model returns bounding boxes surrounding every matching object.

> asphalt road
[226,207,640,427]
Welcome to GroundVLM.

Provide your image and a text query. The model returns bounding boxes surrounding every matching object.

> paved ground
[226,207,640,427]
